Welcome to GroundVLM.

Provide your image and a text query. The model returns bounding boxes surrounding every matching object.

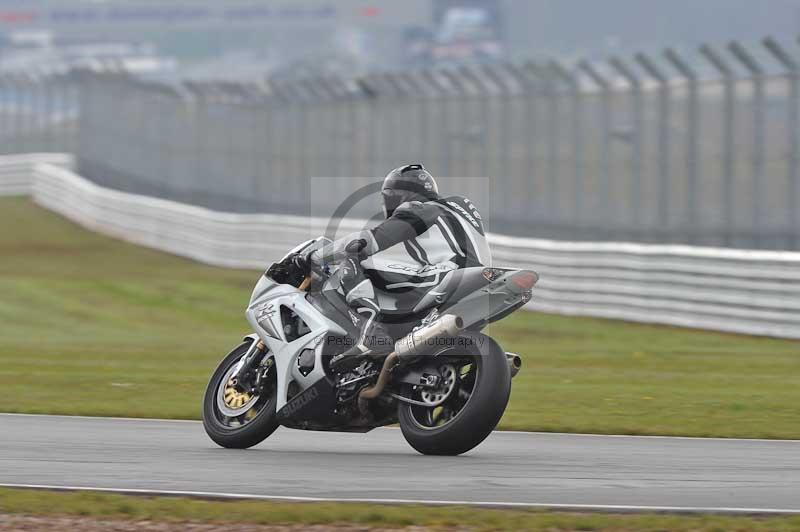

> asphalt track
[1,414,799,514]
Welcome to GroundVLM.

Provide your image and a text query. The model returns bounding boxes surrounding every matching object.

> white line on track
[2,412,800,443]
[0,412,199,423]
[1,483,799,515]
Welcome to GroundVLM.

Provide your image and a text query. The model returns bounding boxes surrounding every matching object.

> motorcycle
[202,237,537,455]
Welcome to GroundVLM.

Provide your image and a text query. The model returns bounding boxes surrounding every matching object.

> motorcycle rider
[301,164,491,368]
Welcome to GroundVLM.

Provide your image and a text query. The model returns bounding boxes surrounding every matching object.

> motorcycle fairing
[246,274,348,412]
[440,269,536,329]
[275,375,337,423]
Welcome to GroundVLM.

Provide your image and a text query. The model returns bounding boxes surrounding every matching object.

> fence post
[25,72,40,153]
[636,52,671,238]
[0,74,8,153]
[245,82,267,207]
[347,78,364,179]
[353,76,375,182]
[267,80,289,195]
[378,73,402,175]
[182,81,203,206]
[53,71,66,153]
[458,65,492,179]
[11,73,25,153]
[35,71,49,152]
[699,43,736,246]
[342,78,367,202]
[610,56,643,231]
[664,48,698,244]
[538,62,560,220]
[63,69,78,155]
[519,62,552,222]
[150,81,171,199]
[577,60,611,237]
[265,82,283,199]
[371,74,394,175]
[729,41,765,247]
[337,77,362,182]
[42,72,55,151]
[549,60,583,227]
[482,63,521,224]
[16,73,29,153]
[298,78,317,184]
[400,73,429,165]
[314,78,340,177]
[203,82,225,207]
[482,63,513,186]
[205,82,225,204]
[255,82,274,193]
[362,74,385,176]
[1,73,16,153]
[764,37,799,249]
[28,72,42,152]
[294,79,314,206]
[439,68,469,178]
[503,63,539,224]
[74,70,90,167]
[314,77,332,181]
[313,77,338,182]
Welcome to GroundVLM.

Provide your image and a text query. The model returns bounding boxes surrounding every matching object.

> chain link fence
[3,37,800,249]
[0,71,80,156]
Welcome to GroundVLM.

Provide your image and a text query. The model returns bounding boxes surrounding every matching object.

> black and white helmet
[381,164,439,217]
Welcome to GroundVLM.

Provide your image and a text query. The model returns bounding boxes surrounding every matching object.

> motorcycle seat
[372,266,491,315]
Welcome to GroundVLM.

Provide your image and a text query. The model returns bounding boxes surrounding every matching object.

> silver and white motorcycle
[202,237,537,455]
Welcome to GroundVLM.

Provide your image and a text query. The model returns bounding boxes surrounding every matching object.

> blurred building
[2,0,800,77]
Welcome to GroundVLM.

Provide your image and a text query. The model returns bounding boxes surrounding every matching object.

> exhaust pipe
[358,314,464,413]
[506,352,522,378]
[394,314,464,362]
[357,351,398,414]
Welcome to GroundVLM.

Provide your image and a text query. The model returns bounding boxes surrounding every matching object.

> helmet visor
[382,189,404,218]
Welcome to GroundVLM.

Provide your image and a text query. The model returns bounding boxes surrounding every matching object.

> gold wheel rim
[223,378,252,409]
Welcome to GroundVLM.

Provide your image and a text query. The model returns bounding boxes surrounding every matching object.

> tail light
[511,271,538,290]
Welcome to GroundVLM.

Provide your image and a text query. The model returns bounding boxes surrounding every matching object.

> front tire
[202,340,279,449]
[398,332,511,455]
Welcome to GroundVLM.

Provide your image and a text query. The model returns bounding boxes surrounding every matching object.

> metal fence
[4,37,800,249]
[0,71,80,156]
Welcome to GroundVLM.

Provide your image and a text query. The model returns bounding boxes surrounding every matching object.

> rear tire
[398,332,511,455]
[202,340,279,449]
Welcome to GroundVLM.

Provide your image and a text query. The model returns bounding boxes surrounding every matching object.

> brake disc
[216,358,259,417]
[419,364,457,406]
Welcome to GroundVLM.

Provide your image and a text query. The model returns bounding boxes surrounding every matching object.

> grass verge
[1,488,800,531]
[0,197,798,437]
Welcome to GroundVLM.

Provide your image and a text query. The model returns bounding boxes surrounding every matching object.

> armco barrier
[2,154,799,340]
[0,153,74,195]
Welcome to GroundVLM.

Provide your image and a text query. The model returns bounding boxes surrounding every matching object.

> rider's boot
[331,297,394,371]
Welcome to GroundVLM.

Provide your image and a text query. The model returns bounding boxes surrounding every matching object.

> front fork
[232,339,268,393]
[234,275,309,392]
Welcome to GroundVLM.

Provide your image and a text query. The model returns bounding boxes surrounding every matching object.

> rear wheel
[398,333,511,455]
[202,340,279,449]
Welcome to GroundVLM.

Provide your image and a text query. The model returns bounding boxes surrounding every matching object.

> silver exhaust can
[506,352,522,378]
[394,314,464,361]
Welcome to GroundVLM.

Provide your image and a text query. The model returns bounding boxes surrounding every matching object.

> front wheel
[398,333,511,456]
[202,340,279,449]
